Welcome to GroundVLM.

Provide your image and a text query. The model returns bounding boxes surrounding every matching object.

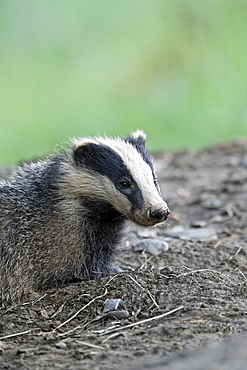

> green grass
[0,0,247,165]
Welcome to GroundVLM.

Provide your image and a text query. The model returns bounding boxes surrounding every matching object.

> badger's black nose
[147,205,170,224]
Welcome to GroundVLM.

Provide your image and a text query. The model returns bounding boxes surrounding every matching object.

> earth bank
[0,140,247,369]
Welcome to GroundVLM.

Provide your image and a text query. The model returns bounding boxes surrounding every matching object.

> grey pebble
[202,198,222,209]
[105,310,129,319]
[55,341,67,349]
[134,239,169,256]
[40,310,50,319]
[191,220,207,228]
[166,227,216,240]
[103,298,122,313]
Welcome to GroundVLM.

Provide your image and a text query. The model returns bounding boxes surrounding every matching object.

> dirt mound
[0,140,247,369]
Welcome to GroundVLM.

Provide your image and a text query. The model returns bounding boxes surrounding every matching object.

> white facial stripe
[61,167,133,215]
[104,140,164,208]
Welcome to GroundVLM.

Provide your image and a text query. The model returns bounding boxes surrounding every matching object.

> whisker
[167,195,188,207]
[164,187,179,200]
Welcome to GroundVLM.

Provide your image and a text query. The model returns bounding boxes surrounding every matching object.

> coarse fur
[0,131,169,304]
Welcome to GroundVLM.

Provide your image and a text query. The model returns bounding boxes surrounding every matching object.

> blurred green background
[0,0,247,165]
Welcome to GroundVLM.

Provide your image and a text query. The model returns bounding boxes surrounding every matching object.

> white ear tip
[131,130,146,142]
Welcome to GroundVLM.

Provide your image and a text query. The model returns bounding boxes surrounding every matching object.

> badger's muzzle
[147,204,170,224]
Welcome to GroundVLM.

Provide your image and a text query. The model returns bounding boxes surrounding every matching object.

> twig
[127,274,159,309]
[76,340,106,350]
[105,274,120,286]
[53,288,108,332]
[235,268,247,280]
[228,245,242,261]
[213,240,222,248]
[92,305,184,336]
[31,294,47,305]
[57,314,104,337]
[0,328,40,341]
[57,325,82,337]
[140,254,153,270]
[50,303,66,319]
[176,269,231,280]
[0,294,48,316]
[102,332,124,343]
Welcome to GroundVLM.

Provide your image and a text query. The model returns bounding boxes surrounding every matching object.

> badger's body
[0,131,169,304]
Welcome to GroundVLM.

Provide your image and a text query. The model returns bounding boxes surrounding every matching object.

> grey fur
[0,132,169,304]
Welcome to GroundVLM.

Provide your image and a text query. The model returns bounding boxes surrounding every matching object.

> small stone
[211,214,225,223]
[103,299,122,313]
[202,198,222,209]
[166,227,216,241]
[134,239,169,256]
[105,310,129,319]
[40,310,49,319]
[191,220,207,228]
[55,341,67,349]
[208,235,218,244]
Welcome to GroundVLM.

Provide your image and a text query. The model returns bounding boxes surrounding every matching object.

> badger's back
[0,131,169,304]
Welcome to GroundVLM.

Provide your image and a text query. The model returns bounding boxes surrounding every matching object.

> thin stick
[213,240,222,249]
[57,314,104,337]
[236,268,247,280]
[92,305,184,336]
[228,245,242,261]
[0,328,40,341]
[176,269,231,280]
[57,325,82,337]
[76,340,106,350]
[140,255,153,270]
[32,293,47,305]
[50,303,66,319]
[127,274,159,309]
[105,274,120,286]
[104,271,136,287]
[53,288,108,332]
[102,332,124,343]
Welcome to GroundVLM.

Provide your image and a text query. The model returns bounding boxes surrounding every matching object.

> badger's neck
[82,198,125,223]
[80,198,126,278]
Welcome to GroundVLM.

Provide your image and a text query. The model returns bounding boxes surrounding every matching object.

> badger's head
[67,131,170,227]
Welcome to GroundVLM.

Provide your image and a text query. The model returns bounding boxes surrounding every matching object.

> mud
[0,140,246,369]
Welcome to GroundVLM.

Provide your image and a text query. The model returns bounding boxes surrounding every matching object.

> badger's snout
[147,204,170,224]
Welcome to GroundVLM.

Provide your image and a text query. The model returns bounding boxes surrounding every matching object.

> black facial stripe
[124,182,143,212]
[74,143,144,211]
[74,143,130,182]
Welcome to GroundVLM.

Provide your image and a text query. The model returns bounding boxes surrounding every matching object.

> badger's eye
[119,180,131,189]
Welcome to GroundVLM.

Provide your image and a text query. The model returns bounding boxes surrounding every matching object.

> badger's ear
[72,139,98,167]
[125,130,146,147]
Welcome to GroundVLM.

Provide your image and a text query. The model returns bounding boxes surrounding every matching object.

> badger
[0,131,170,304]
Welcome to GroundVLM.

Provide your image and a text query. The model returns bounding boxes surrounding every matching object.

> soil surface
[0,140,247,370]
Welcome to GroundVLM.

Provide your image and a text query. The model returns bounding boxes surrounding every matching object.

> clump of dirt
[0,140,247,370]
